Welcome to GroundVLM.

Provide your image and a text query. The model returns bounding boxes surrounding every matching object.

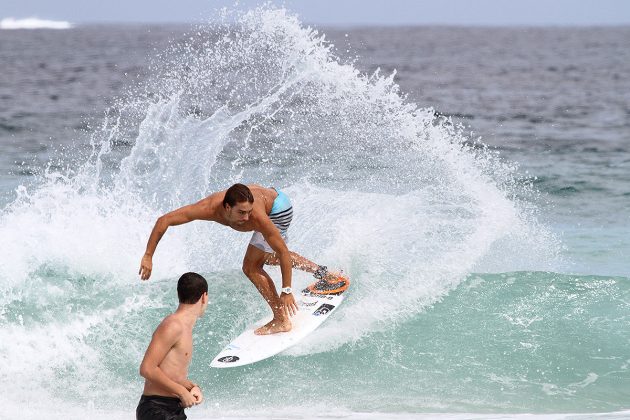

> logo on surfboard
[313,303,335,316]
[299,299,318,307]
[218,355,240,363]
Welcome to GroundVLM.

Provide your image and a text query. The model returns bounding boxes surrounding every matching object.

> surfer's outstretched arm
[139,201,210,280]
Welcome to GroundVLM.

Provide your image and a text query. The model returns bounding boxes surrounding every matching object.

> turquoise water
[197,272,630,414]
[1,6,629,419]
[4,269,628,416]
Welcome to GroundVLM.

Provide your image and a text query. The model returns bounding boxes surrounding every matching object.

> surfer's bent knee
[242,262,266,278]
[242,263,253,277]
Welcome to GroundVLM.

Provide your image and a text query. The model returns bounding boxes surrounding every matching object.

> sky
[2,0,630,26]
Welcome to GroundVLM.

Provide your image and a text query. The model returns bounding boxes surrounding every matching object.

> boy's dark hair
[222,183,254,208]
[177,272,208,304]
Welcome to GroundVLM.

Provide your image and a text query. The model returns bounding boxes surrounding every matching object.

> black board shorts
[136,395,186,420]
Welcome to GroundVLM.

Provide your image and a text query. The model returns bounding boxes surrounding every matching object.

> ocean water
[0,6,629,419]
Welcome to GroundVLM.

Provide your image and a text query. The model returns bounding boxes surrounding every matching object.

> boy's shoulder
[155,313,185,337]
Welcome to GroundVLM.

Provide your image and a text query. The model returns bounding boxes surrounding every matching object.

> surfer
[139,183,348,335]
[137,272,208,420]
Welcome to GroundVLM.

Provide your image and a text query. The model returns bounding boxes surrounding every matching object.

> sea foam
[0,17,73,30]
[0,5,566,416]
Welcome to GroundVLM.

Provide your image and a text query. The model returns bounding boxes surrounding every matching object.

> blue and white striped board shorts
[249,189,293,253]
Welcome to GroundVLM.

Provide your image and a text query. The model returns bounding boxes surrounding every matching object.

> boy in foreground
[137,272,208,420]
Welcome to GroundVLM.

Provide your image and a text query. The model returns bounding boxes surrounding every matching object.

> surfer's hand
[139,254,152,280]
[178,389,197,408]
[280,293,298,317]
[191,385,203,404]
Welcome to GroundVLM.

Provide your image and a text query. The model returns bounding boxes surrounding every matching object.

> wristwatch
[281,287,292,294]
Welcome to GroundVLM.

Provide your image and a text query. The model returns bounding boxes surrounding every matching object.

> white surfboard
[210,287,346,368]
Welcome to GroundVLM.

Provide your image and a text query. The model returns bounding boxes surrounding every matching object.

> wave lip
[0,17,73,30]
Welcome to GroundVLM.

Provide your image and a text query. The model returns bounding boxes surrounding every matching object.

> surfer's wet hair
[177,272,208,304]
[223,183,254,208]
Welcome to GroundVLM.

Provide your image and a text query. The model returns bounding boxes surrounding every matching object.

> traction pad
[303,275,350,295]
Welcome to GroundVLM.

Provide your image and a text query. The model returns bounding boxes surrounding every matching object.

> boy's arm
[182,379,200,391]
[183,379,204,404]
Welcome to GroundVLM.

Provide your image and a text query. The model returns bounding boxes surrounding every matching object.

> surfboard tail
[304,273,350,295]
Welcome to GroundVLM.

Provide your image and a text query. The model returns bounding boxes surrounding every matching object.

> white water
[0,17,73,30]
[0,6,563,417]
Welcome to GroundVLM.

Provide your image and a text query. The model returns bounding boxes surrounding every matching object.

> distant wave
[0,17,73,30]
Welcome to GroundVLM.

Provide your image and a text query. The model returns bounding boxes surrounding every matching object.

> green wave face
[2,270,628,414]
[200,271,630,414]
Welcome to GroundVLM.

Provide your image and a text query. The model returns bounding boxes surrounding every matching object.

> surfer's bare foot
[254,318,292,335]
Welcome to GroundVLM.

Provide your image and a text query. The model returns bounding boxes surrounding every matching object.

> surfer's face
[227,201,253,225]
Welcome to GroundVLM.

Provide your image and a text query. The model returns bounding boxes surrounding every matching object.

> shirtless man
[137,272,208,420]
[139,183,347,335]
